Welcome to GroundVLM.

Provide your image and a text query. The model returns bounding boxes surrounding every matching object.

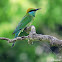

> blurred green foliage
[0,0,62,62]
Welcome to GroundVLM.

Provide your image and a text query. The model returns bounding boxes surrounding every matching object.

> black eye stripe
[29,10,36,12]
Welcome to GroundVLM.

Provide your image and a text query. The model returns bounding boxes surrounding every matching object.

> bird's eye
[29,10,36,12]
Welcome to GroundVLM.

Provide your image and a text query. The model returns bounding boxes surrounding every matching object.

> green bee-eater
[12,8,40,47]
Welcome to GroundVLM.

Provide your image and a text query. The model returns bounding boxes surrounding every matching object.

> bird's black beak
[35,8,41,11]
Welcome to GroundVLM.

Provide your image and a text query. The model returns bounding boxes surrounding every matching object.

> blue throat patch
[29,11,36,17]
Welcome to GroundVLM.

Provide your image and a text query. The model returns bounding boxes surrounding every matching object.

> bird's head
[26,8,41,17]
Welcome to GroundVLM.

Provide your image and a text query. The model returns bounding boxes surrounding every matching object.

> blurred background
[0,0,62,62]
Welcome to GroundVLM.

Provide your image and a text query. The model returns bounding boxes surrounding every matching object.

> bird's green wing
[12,14,33,34]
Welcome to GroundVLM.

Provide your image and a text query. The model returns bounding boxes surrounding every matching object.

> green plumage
[13,14,33,36]
[12,8,40,47]
[12,13,34,47]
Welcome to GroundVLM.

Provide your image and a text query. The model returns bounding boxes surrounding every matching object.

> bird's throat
[28,11,35,17]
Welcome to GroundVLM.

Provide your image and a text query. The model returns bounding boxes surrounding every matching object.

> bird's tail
[11,36,17,47]
[12,41,15,47]
[11,31,20,47]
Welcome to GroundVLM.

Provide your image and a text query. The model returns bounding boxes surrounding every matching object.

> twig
[0,26,62,46]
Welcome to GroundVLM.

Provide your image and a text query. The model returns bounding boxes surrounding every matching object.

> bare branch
[0,25,62,46]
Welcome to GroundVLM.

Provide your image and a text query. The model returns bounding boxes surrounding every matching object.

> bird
[12,8,41,47]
